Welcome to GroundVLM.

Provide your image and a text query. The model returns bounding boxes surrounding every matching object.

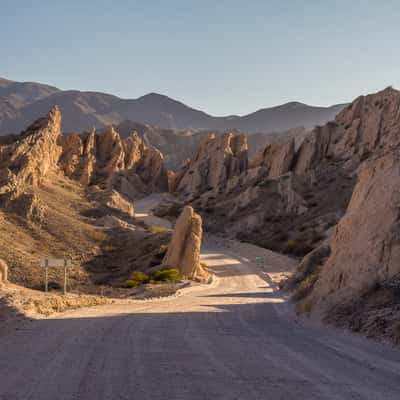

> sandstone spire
[162,206,205,279]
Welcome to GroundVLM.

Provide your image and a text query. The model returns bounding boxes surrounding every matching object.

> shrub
[125,271,150,287]
[87,230,109,242]
[153,268,182,282]
[150,225,167,233]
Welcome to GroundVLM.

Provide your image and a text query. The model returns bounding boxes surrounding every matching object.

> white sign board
[40,258,72,294]
[40,258,72,268]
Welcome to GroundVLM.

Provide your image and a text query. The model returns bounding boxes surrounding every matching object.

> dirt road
[0,199,399,399]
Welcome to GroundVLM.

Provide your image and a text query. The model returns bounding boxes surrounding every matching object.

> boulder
[89,188,135,219]
[162,206,205,279]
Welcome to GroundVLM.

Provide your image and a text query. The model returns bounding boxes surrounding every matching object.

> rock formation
[0,107,173,289]
[0,259,8,283]
[89,188,135,218]
[269,87,400,341]
[0,105,169,225]
[162,206,206,279]
[172,133,248,198]
[249,139,295,178]
[307,151,400,307]
[163,87,400,342]
[59,128,168,198]
[0,106,62,220]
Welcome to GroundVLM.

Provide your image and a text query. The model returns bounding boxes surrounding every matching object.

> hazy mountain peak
[0,77,348,134]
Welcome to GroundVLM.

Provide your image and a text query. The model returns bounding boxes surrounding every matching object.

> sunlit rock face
[0,106,62,221]
[59,128,168,199]
[171,132,248,198]
[162,206,206,279]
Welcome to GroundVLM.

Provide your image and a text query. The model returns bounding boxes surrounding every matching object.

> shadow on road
[1,300,400,400]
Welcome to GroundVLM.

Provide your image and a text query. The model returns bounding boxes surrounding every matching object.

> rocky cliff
[163,86,400,341]
[171,88,400,252]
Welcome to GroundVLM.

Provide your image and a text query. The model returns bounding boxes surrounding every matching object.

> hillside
[0,106,172,290]
[0,77,346,134]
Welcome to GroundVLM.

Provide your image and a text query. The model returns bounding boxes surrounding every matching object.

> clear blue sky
[1,0,399,115]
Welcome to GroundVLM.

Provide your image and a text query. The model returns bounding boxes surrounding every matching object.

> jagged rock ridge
[0,106,63,221]
[59,127,168,199]
[163,87,400,341]
[0,106,172,289]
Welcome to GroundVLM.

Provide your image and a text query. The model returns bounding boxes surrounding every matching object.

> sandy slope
[0,196,399,399]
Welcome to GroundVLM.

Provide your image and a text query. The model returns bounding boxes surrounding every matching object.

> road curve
[0,195,400,399]
[0,240,400,399]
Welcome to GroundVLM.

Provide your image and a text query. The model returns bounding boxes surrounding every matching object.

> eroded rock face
[250,139,295,178]
[164,87,400,273]
[294,124,334,176]
[59,128,168,199]
[0,107,168,224]
[333,87,400,159]
[172,133,248,198]
[162,206,205,279]
[294,87,400,176]
[0,106,62,220]
[307,151,400,308]
[0,106,62,189]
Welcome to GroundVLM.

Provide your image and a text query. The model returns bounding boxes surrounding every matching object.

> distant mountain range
[0,77,347,134]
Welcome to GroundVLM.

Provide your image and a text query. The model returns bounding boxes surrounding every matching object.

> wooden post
[63,260,67,295]
[45,260,49,292]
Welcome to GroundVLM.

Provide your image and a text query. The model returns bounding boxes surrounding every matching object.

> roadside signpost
[40,258,72,294]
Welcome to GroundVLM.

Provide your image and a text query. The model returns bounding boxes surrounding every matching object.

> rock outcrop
[0,106,62,220]
[59,128,168,198]
[89,188,135,218]
[307,151,400,307]
[172,133,248,198]
[0,106,168,224]
[293,124,334,176]
[176,88,400,254]
[0,259,8,283]
[272,87,400,342]
[162,206,206,279]
[249,139,295,178]
[0,107,176,292]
